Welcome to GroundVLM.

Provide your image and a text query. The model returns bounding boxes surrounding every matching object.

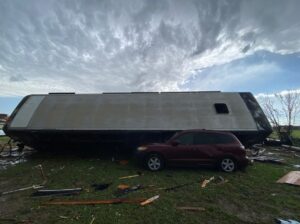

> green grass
[1,149,300,224]
[0,136,10,144]
[292,130,300,139]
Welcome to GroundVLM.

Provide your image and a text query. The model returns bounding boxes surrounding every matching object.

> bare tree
[276,91,300,137]
[260,90,300,141]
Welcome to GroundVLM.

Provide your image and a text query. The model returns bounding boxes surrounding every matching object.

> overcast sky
[1,0,300,114]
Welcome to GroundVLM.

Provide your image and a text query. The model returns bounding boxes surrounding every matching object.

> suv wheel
[146,154,164,171]
[220,158,236,172]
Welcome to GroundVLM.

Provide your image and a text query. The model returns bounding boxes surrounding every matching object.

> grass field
[0,144,300,224]
[292,130,300,139]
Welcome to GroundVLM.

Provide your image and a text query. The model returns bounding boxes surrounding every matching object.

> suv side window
[194,133,215,144]
[175,133,194,145]
[193,132,236,144]
[209,133,236,144]
[208,133,235,144]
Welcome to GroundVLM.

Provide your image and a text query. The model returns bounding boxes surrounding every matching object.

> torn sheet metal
[276,171,300,186]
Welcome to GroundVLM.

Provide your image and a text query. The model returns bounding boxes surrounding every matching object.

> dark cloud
[0,0,300,95]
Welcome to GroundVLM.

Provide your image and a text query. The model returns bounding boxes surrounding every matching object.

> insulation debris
[276,171,300,186]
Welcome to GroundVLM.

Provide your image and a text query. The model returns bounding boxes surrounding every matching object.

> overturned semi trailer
[3,92,272,151]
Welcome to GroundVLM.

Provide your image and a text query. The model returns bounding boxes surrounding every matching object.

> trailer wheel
[145,153,164,171]
[219,157,236,172]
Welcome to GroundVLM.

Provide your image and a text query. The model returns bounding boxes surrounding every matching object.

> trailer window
[214,103,229,114]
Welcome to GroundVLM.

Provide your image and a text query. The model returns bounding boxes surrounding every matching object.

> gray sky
[1,0,300,96]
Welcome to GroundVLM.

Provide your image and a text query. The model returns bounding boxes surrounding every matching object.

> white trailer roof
[9,92,258,131]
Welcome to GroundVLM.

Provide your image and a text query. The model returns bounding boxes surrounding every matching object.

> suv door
[167,132,198,166]
[192,132,220,166]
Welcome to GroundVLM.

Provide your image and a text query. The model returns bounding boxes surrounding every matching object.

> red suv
[136,130,250,172]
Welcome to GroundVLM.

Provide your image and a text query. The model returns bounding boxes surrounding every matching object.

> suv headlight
[137,146,147,151]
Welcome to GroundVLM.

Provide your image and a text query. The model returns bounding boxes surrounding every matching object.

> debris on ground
[119,171,143,180]
[264,138,282,146]
[33,164,47,185]
[216,176,228,185]
[117,184,130,190]
[119,160,129,165]
[249,144,266,156]
[176,206,206,212]
[275,218,300,224]
[0,144,35,170]
[114,184,144,197]
[201,176,215,188]
[91,183,111,191]
[31,188,82,197]
[89,215,96,224]
[1,185,44,196]
[276,171,300,186]
[164,182,196,192]
[44,198,146,205]
[59,216,69,219]
[140,195,159,206]
[248,155,285,164]
[282,145,300,152]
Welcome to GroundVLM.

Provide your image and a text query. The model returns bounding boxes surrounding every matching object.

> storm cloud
[0,0,300,95]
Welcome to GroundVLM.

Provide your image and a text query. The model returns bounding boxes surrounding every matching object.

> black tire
[145,153,165,171]
[219,157,236,172]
